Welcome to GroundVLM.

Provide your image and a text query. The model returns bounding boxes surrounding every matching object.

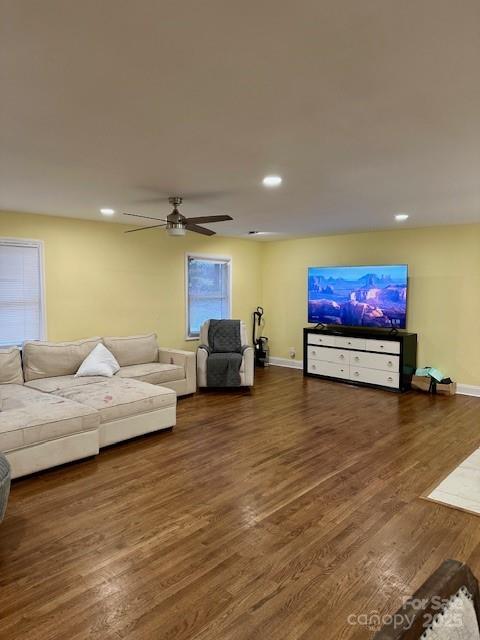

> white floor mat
[426,448,480,515]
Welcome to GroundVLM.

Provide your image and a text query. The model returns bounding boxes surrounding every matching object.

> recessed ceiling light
[100,208,115,216]
[262,175,282,187]
[395,213,409,222]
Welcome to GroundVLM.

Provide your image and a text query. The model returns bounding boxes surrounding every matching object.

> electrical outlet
[289,347,296,358]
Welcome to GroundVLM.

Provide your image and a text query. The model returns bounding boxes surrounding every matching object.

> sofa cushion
[102,333,158,367]
[0,384,99,452]
[24,375,108,393]
[116,362,184,385]
[0,383,51,410]
[22,337,102,382]
[54,378,176,423]
[0,348,23,385]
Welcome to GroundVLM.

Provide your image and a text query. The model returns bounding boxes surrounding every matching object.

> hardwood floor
[1,367,480,640]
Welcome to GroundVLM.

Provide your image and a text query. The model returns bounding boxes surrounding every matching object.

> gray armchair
[197,320,254,387]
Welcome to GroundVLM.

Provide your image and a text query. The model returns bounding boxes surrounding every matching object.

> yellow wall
[0,211,262,350]
[261,225,480,386]
[2,211,479,385]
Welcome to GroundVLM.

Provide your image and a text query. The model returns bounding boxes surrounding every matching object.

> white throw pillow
[75,344,120,378]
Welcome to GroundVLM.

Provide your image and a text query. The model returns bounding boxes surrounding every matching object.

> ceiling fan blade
[185,224,216,236]
[123,212,167,222]
[184,215,233,224]
[124,224,166,234]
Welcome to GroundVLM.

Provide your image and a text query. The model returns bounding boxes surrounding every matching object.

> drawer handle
[340,368,344,372]
[380,345,384,349]
[354,356,359,362]
[347,341,352,345]
[339,354,345,360]
[387,361,393,366]
[387,376,393,382]
[353,371,359,377]
[312,351,316,356]
[312,364,316,369]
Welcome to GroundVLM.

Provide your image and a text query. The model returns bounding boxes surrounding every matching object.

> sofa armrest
[196,346,209,388]
[158,348,196,394]
[242,346,255,386]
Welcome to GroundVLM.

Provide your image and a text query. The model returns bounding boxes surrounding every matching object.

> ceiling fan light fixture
[167,225,187,236]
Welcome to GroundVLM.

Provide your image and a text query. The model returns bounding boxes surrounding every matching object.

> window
[0,239,46,347]
[186,254,231,338]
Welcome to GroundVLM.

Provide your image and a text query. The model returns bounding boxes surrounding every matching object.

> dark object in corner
[373,559,480,639]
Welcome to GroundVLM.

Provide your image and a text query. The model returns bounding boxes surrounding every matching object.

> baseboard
[269,358,480,397]
[269,357,303,370]
[456,384,480,397]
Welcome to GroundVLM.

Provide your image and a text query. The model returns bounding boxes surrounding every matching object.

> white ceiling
[1,1,480,238]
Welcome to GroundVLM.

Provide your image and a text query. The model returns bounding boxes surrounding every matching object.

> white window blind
[0,240,45,347]
[186,255,231,338]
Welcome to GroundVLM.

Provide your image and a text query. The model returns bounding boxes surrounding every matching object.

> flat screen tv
[308,264,408,329]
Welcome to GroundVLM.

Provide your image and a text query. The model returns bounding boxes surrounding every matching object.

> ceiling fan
[123,196,233,237]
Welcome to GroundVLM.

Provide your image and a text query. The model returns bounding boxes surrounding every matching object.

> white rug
[426,448,480,515]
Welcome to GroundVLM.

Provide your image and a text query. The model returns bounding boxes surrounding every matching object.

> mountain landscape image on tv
[308,264,408,329]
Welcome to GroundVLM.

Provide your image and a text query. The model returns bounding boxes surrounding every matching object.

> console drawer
[307,333,336,347]
[308,345,331,361]
[365,339,400,355]
[349,351,399,372]
[350,366,399,388]
[307,360,349,379]
[308,346,350,364]
[334,336,366,351]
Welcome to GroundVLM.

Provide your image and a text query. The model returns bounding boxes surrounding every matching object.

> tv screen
[308,264,408,329]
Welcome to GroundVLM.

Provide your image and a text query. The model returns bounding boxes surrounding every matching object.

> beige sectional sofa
[22,333,196,396]
[0,334,196,479]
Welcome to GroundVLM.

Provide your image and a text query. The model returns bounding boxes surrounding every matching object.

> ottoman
[54,378,177,447]
[0,384,100,479]
[0,453,11,522]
